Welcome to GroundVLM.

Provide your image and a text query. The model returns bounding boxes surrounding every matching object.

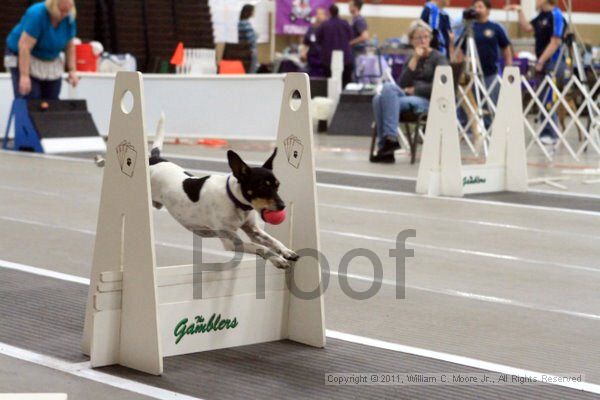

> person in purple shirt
[301,8,328,77]
[316,4,353,88]
[349,0,369,56]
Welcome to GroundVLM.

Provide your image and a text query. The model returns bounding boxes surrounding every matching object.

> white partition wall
[0,75,13,138]
[65,73,286,140]
[0,73,286,141]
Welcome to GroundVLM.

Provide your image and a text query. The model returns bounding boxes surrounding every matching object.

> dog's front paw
[270,255,292,269]
[281,249,299,261]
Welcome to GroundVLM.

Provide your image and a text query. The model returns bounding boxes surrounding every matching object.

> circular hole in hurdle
[508,75,515,84]
[289,90,302,111]
[121,90,134,114]
[440,74,448,85]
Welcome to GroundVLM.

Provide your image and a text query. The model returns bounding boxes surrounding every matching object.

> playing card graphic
[284,135,303,169]
[116,140,137,177]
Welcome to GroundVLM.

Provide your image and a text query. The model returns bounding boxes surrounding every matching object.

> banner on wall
[276,0,333,35]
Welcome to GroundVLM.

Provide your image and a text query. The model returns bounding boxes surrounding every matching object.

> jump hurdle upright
[81,72,325,375]
[416,66,528,197]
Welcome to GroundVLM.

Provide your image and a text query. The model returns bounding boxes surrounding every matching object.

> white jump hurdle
[416,66,528,197]
[81,71,325,375]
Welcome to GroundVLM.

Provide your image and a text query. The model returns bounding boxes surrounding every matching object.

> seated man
[371,20,448,163]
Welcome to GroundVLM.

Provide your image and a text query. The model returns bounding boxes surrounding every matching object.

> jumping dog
[97,118,299,269]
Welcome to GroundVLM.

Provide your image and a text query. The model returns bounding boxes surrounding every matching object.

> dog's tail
[151,111,166,157]
[96,112,166,167]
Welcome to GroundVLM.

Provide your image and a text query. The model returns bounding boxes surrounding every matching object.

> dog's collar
[226,176,253,212]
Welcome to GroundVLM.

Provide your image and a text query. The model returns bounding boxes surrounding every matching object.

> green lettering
[174,318,188,344]
[206,314,216,332]
[186,324,195,336]
[214,314,222,330]
[173,314,239,344]
[463,176,486,186]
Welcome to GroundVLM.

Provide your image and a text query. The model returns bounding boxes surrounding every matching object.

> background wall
[269,0,600,57]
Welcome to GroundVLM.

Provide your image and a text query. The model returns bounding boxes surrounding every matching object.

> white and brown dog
[97,119,299,269]
[147,129,299,269]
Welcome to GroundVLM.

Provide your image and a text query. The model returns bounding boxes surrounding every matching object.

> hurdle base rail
[90,260,291,363]
[417,66,528,197]
[82,71,325,375]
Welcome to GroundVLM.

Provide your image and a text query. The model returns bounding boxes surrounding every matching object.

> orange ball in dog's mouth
[261,209,286,225]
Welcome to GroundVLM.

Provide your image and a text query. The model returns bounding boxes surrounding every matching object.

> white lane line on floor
[4,213,598,277]
[153,154,600,203]
[320,203,600,240]
[530,188,600,201]
[319,183,600,217]
[321,229,600,275]
[0,342,203,400]
[0,184,65,198]
[4,256,600,321]
[0,259,90,285]
[0,215,237,259]
[325,330,600,395]
[316,167,413,181]
[3,214,600,319]
[158,154,600,203]
[1,260,599,396]
[328,270,600,321]
[3,178,599,243]
[0,150,95,164]
[3,245,600,321]
[3,152,600,217]
[5,178,594,241]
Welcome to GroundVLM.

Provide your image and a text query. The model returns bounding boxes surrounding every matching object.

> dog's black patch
[184,171,194,177]
[182,176,210,202]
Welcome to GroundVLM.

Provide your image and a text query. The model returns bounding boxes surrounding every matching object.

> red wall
[375,0,600,13]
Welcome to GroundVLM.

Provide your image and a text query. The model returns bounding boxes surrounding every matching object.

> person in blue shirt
[420,0,454,59]
[507,0,567,144]
[238,4,258,73]
[456,0,513,127]
[5,0,79,100]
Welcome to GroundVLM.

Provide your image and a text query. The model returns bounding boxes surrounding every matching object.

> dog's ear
[227,150,251,180]
[262,147,277,170]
